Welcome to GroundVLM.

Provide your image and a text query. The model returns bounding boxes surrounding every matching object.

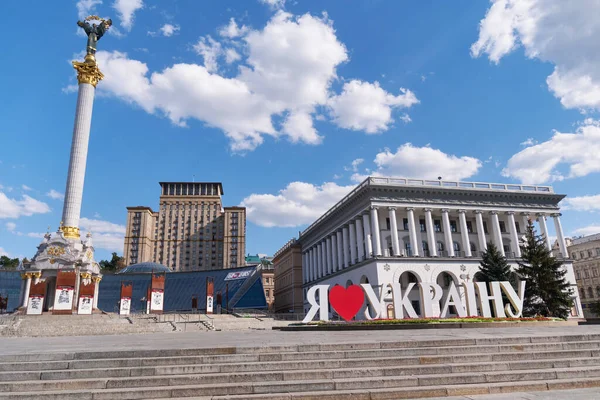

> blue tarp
[0,271,23,311]
[98,265,266,313]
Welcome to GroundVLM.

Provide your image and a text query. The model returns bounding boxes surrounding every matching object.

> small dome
[118,262,172,274]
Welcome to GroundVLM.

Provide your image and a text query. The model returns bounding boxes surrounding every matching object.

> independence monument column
[61,16,112,239]
[20,16,112,315]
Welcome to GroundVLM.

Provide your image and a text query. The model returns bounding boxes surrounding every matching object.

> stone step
[3,362,600,394]
[2,371,600,400]
[4,350,600,383]
[3,333,600,363]
[3,338,600,374]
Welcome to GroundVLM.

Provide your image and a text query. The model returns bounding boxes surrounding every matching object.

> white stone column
[441,209,455,257]
[388,207,400,256]
[521,213,530,232]
[349,222,357,264]
[21,274,32,308]
[342,226,350,268]
[93,277,101,309]
[62,82,97,233]
[537,214,552,251]
[311,248,317,280]
[424,209,437,257]
[370,207,382,256]
[321,240,327,276]
[316,243,322,278]
[490,211,505,256]
[326,236,333,275]
[553,213,569,258]
[362,213,373,258]
[506,212,521,258]
[331,234,338,272]
[458,210,472,257]
[475,211,487,253]
[336,230,343,270]
[302,252,308,283]
[355,217,365,262]
[406,208,419,257]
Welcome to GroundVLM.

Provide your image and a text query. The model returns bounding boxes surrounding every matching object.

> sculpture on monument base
[77,15,112,57]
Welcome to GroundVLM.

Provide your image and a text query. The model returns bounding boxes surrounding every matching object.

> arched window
[588,287,594,298]
[453,242,460,252]
[581,288,586,299]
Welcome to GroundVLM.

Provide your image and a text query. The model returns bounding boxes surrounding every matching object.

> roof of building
[571,233,600,246]
[159,182,224,195]
[118,262,172,274]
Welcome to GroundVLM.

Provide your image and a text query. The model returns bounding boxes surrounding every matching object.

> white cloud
[79,217,126,234]
[573,225,600,237]
[260,0,286,9]
[26,232,45,239]
[562,194,600,212]
[351,144,482,183]
[472,0,600,111]
[502,119,600,183]
[0,192,51,219]
[344,158,364,172]
[520,138,537,146]
[219,18,249,39]
[225,48,241,64]
[77,0,102,20]
[21,185,32,191]
[79,217,125,252]
[5,222,16,232]
[160,23,179,37]
[112,0,143,30]
[0,247,9,257]
[241,181,355,227]
[193,36,222,73]
[328,81,419,133]
[46,189,65,200]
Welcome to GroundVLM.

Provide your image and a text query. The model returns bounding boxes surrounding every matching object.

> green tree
[517,220,573,319]
[99,252,125,272]
[475,242,514,283]
[0,256,20,270]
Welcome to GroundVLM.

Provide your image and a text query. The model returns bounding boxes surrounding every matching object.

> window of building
[515,222,520,234]
[419,219,426,232]
[483,222,488,234]
[499,221,506,233]
[581,252,585,259]
[573,253,578,260]
[450,220,457,233]
[588,287,594,298]
[589,250,594,258]
[595,269,599,278]
[580,288,586,299]
[453,242,460,252]
[434,220,442,232]
[403,218,408,230]
[437,241,444,252]
[466,221,473,233]
[577,271,581,279]
[386,218,391,230]
[585,270,590,278]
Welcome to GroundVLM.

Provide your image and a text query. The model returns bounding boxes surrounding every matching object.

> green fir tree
[475,242,513,283]
[516,220,573,319]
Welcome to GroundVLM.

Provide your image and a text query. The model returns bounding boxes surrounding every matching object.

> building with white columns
[299,176,582,319]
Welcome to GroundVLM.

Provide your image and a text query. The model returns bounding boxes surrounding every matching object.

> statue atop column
[77,16,112,58]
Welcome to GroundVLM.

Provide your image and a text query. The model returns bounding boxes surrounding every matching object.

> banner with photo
[27,295,44,315]
[53,286,74,311]
[78,295,93,315]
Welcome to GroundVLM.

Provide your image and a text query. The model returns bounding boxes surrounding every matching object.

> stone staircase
[2,333,600,399]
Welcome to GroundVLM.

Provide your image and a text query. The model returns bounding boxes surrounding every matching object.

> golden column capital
[72,58,104,88]
[80,272,92,280]
[91,276,102,283]
[59,226,81,239]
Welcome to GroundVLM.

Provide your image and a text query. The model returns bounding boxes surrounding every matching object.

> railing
[300,176,555,238]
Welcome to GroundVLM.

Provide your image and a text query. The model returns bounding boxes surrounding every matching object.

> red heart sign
[329,285,365,321]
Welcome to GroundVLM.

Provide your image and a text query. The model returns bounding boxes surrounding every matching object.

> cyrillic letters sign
[302,281,525,323]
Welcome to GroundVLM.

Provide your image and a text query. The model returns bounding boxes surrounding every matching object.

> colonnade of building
[302,207,568,284]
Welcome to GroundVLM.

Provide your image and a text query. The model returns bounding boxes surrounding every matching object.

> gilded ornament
[72,61,104,88]
[47,246,66,257]
[80,272,92,280]
[49,258,56,264]
[60,225,81,239]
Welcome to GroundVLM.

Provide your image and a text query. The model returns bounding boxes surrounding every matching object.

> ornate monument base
[20,230,102,314]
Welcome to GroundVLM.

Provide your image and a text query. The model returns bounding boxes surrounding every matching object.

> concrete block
[253,381,335,394]
[332,368,382,380]
[445,384,490,396]
[0,390,93,400]
[318,343,381,351]
[284,370,333,381]
[369,387,447,399]
[105,376,169,389]
[487,381,548,394]
[2,379,108,393]
[547,378,600,390]
[0,371,40,382]
[69,358,142,369]
[153,364,221,376]
[291,390,370,400]
[486,370,557,383]
[451,354,493,363]
[41,368,130,380]
[91,387,173,400]
[335,376,417,390]
[450,362,509,373]
[418,373,486,386]
[0,361,69,372]
[384,365,448,376]
[436,345,498,355]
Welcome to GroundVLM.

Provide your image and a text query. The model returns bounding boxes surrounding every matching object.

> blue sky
[2,0,600,262]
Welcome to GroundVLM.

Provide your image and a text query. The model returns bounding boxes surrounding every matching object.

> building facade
[124,182,246,272]
[569,233,600,318]
[299,176,582,319]
[273,239,304,314]
[261,264,275,311]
